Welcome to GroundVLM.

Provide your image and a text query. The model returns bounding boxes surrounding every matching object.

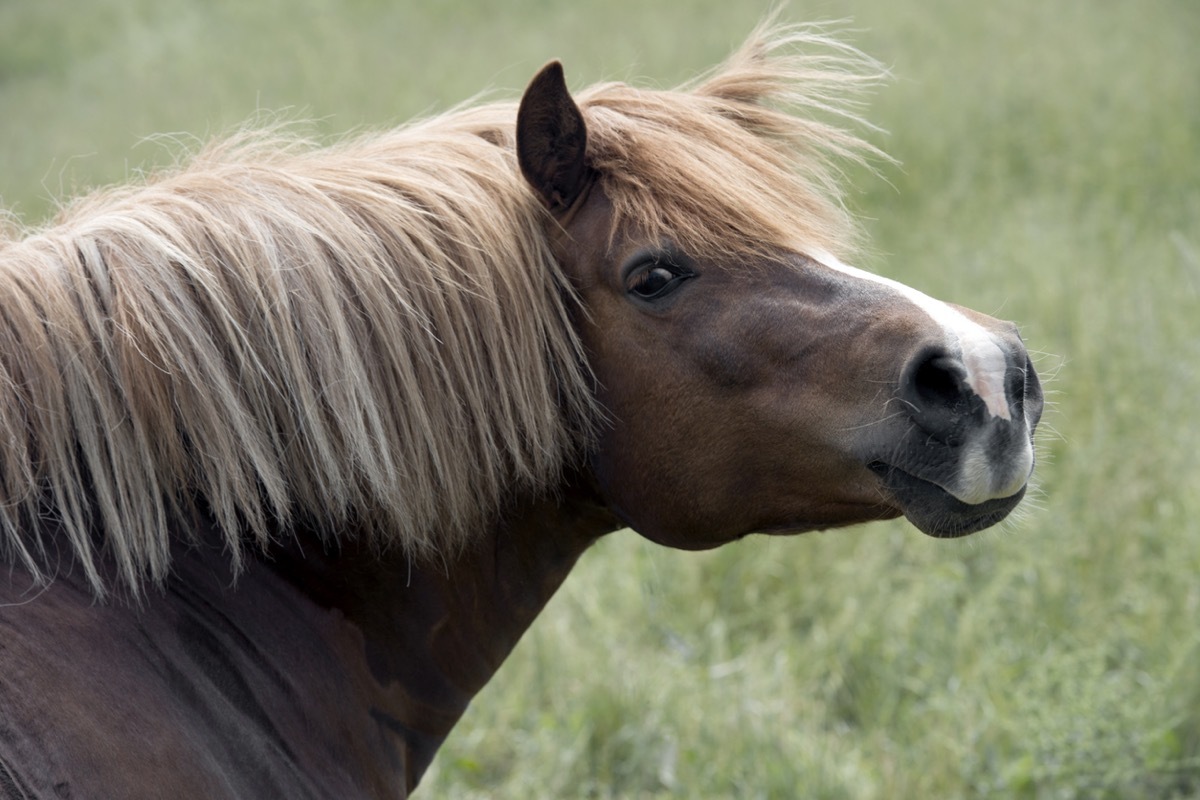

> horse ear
[517,61,591,213]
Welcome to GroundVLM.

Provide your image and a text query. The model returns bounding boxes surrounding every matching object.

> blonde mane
[0,23,883,594]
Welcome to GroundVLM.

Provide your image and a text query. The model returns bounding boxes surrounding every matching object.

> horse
[0,22,1042,798]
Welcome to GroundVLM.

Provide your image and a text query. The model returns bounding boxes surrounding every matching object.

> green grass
[3,1,1199,797]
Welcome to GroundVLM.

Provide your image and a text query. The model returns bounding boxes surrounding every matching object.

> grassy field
[3,1,1199,797]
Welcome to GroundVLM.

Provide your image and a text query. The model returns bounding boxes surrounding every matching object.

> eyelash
[624,253,695,301]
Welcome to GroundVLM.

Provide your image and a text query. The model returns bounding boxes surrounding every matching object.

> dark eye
[625,261,693,301]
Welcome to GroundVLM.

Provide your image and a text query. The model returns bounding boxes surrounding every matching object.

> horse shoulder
[0,546,406,800]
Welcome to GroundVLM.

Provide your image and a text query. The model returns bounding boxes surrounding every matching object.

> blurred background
[3,1,1198,797]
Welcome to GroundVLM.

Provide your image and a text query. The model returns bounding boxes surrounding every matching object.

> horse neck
[269,470,619,791]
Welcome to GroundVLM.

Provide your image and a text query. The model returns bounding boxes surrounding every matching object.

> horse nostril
[912,353,967,409]
[902,346,974,443]
[1006,358,1028,419]
[1020,354,1044,429]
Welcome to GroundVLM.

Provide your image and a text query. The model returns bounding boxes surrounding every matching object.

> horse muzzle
[865,340,1043,538]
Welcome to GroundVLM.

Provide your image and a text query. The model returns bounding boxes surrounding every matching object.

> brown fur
[0,22,883,595]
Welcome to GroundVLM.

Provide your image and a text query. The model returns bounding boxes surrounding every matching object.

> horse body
[0,23,1042,797]
[2,532,399,799]
[1,481,613,798]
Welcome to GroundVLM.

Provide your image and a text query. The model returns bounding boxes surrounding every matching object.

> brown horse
[0,23,1041,798]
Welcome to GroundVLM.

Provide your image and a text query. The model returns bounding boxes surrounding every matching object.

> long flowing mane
[0,23,883,594]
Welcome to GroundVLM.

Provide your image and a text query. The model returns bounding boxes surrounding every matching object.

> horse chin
[869,463,1027,538]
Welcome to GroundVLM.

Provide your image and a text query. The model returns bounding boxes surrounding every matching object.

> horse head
[517,58,1042,549]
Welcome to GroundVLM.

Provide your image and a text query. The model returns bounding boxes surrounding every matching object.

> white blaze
[811,251,1012,420]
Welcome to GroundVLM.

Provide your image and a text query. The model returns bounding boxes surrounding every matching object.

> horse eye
[626,263,691,301]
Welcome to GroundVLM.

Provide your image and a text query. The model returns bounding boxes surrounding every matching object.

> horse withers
[0,23,1041,798]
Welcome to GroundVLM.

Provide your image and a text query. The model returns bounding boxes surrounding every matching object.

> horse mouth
[867,461,1026,538]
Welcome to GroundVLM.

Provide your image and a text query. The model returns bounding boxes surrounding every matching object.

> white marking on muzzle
[810,251,1012,421]
[960,440,1033,503]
